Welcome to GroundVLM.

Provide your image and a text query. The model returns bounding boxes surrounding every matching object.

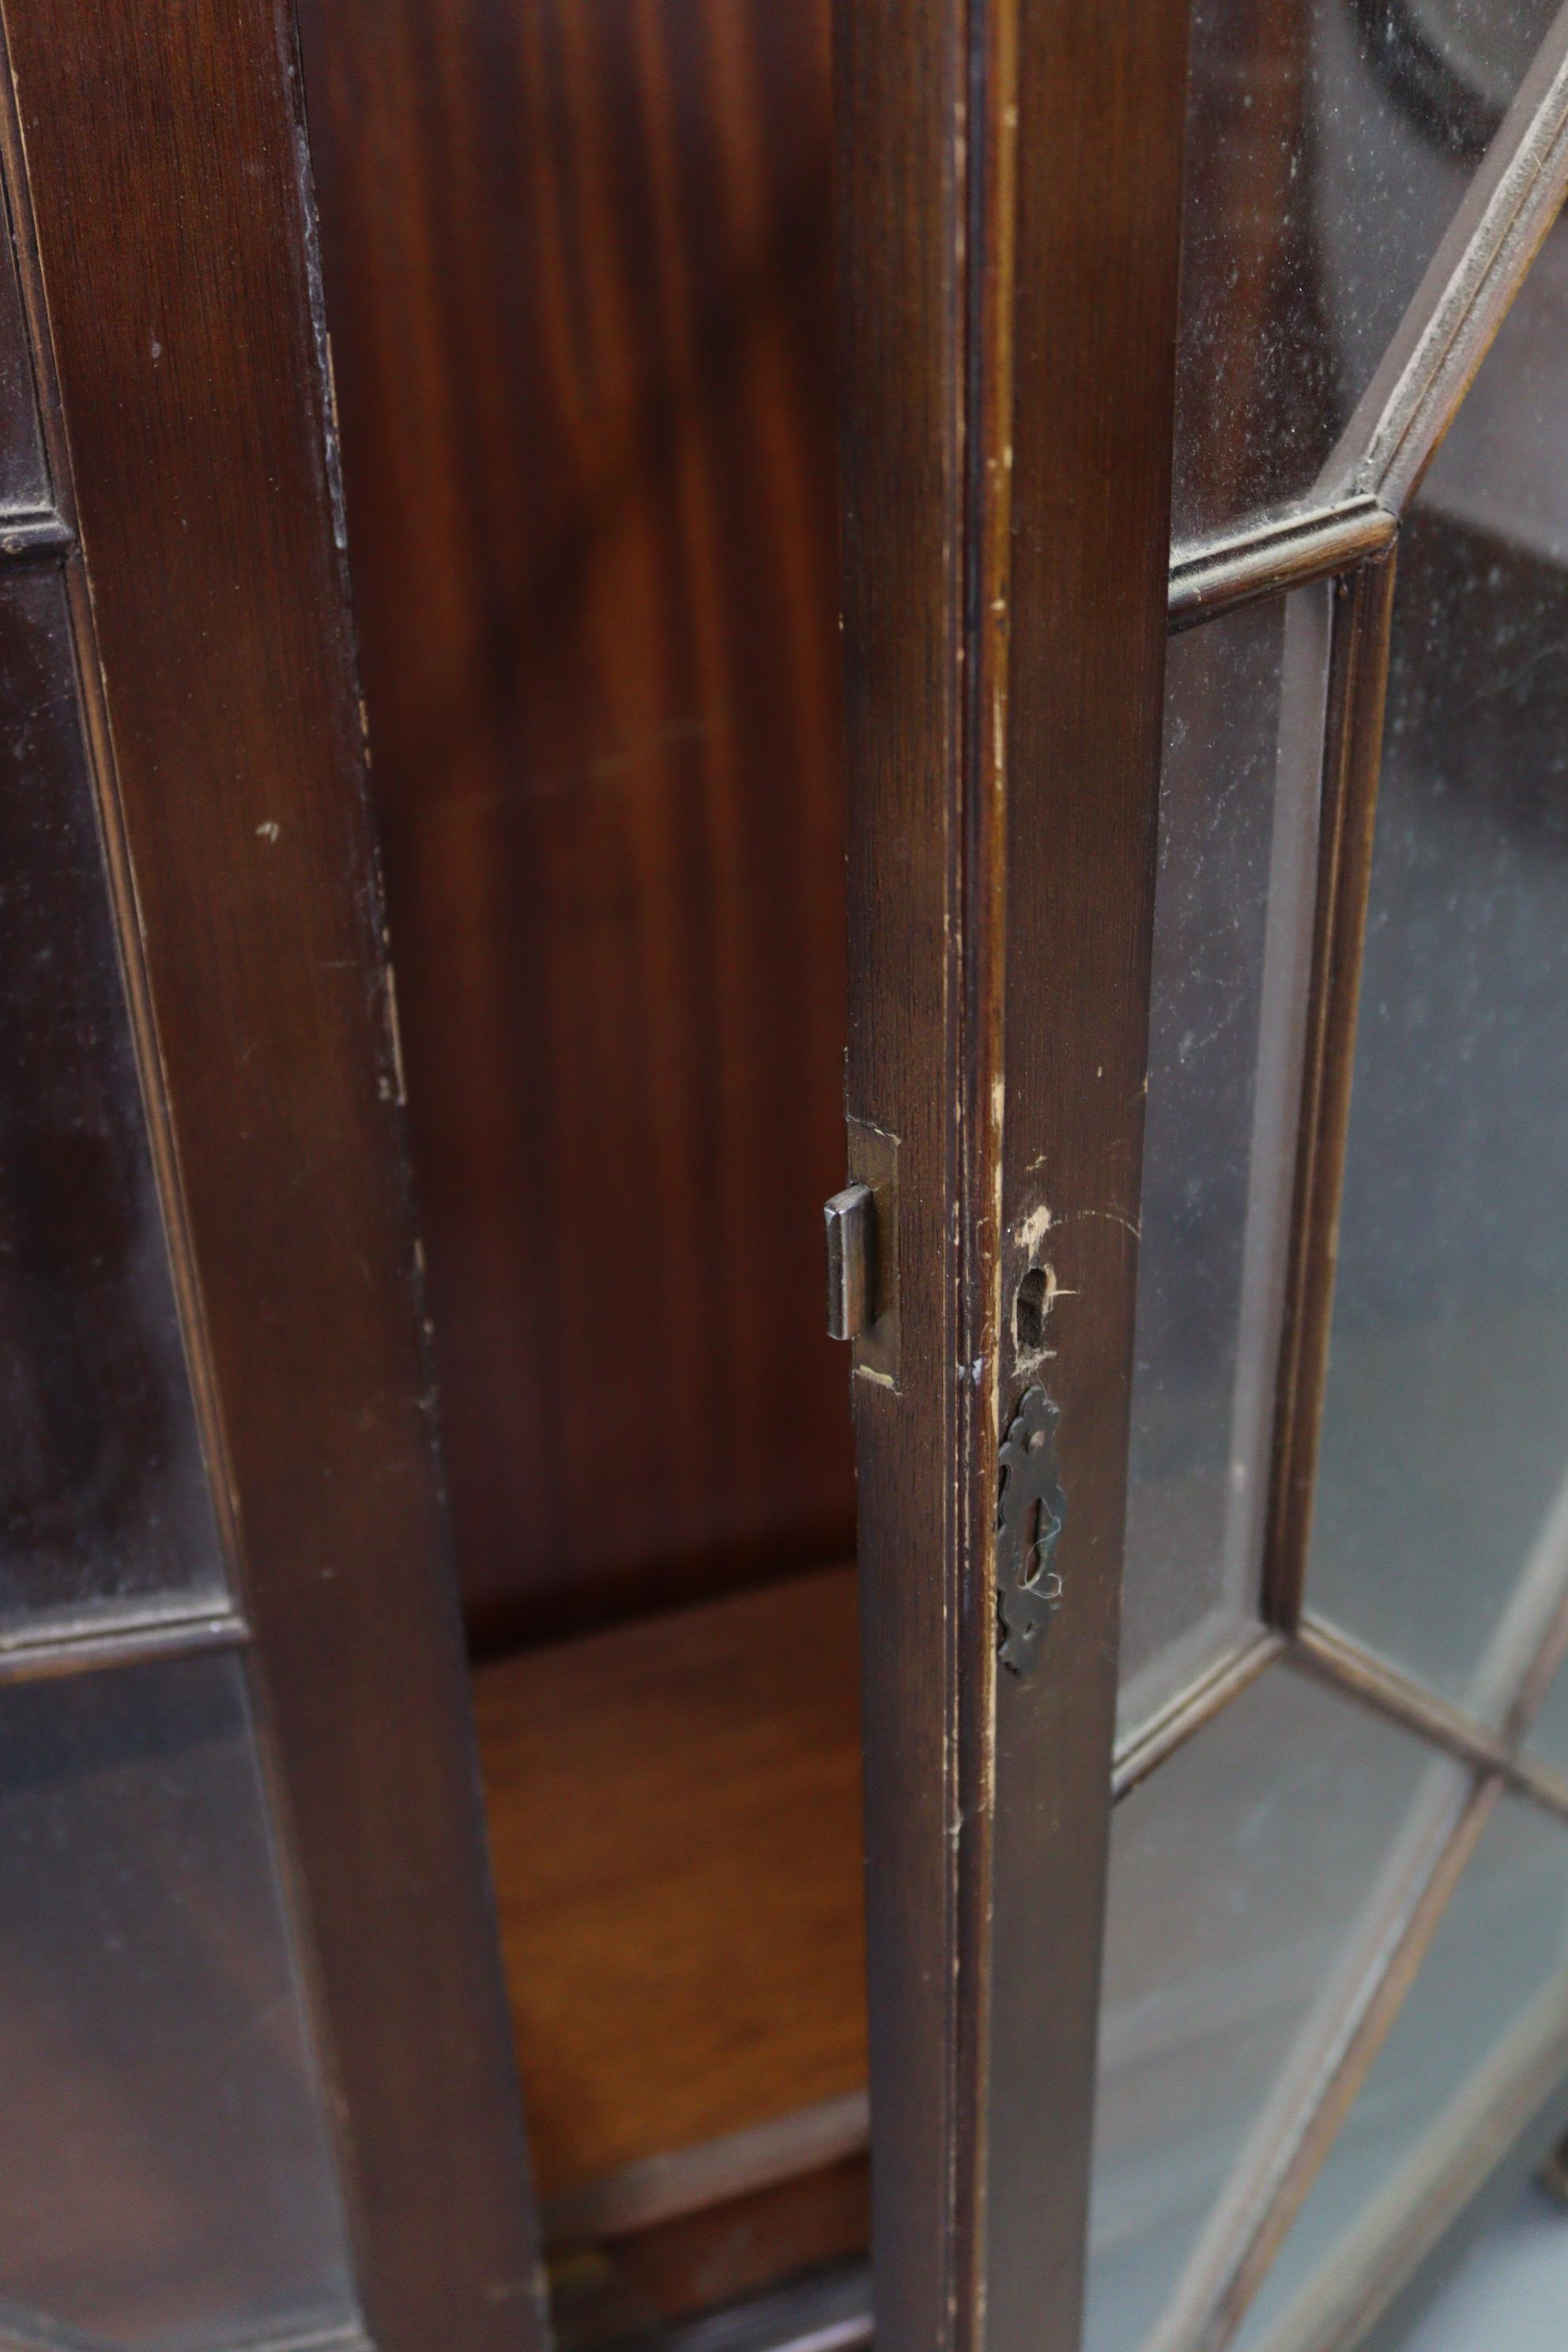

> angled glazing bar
[1167,499,1396,629]
[1329,0,1568,513]
[1152,1771,1497,2352]
[0,1608,249,1687]
[1233,1871,1568,2352]
[1291,1619,1568,1825]
[1261,559,1396,1635]
[1110,1629,1286,1801]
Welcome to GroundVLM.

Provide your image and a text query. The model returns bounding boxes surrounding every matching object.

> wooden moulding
[1261,556,1398,1636]
[1167,499,1396,628]
[1257,1980,1568,2352]
[1111,1632,1287,1802]
[1342,0,1568,512]
[1195,1777,1502,2352]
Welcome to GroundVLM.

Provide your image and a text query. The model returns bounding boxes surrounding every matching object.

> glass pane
[1525,1649,1568,1780]
[0,1653,359,2350]
[1085,1667,1450,2352]
[0,564,225,1642]
[1307,317,1568,1709]
[1174,0,1560,546]
[1120,590,1329,1747]
[0,214,45,510]
[1397,2183,1568,2352]
[1234,1791,1568,2349]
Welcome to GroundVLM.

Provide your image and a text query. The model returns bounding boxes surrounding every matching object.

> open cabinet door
[0,2,547,2347]
[835,4,1189,2348]
[841,1,1568,2349]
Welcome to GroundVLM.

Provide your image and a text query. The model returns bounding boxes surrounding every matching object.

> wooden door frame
[835,2,1192,2347]
[0,1,548,2345]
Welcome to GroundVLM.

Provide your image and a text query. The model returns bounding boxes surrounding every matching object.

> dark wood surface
[475,1565,865,2198]
[835,0,1190,2344]
[1,2,548,2343]
[296,0,852,1649]
[982,4,1191,2346]
[835,0,968,2340]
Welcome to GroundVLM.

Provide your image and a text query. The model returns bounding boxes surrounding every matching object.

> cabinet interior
[473,1568,868,2324]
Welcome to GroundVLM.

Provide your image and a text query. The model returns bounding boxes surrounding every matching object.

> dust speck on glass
[1172,0,1560,547]
[1099,0,1568,2343]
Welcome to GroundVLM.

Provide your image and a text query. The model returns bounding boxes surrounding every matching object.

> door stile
[1,2,551,2344]
[836,0,1192,2346]
[835,0,972,2344]
[985,0,1193,2345]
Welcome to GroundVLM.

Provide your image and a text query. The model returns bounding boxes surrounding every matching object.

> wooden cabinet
[7,2,1568,2351]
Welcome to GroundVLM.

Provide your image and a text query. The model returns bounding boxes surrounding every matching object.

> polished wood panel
[475,1564,865,2199]
[296,0,851,1645]
[834,0,970,2334]
[835,0,1190,2339]
[0,3,547,2341]
[984,4,1190,2343]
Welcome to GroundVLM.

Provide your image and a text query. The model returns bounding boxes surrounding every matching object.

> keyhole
[1016,1266,1048,1352]
[1023,1494,1043,1587]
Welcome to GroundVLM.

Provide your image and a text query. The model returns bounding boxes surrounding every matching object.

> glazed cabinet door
[0,3,546,2349]
[839,2,1568,2350]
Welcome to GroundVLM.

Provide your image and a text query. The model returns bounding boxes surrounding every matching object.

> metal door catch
[824,1182,876,1341]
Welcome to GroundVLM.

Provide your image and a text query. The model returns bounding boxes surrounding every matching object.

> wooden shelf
[474,1565,868,2245]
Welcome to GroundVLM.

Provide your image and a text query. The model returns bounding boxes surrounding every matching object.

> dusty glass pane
[1525,1649,1568,1781]
[0,217,45,510]
[1234,1792,1568,2349]
[0,1653,359,2350]
[1308,378,1568,1708]
[0,564,225,1642]
[1119,591,1328,1747]
[1174,0,1560,546]
[1084,1668,1449,2352]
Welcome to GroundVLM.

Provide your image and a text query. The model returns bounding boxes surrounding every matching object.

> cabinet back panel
[298,0,850,1643]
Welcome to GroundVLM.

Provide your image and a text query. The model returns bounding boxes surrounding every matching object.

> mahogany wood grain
[474,1564,866,2199]
[0,2,548,2341]
[296,0,852,1645]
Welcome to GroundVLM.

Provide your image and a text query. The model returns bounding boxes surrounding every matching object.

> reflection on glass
[1084,1668,1447,2352]
[1308,309,1568,1709]
[1120,592,1328,1747]
[1174,0,1559,545]
[0,565,225,1641]
[0,219,45,511]
[1234,1792,1568,2350]
[0,1655,359,2350]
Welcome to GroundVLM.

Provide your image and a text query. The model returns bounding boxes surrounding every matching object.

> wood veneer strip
[543,2092,871,2246]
